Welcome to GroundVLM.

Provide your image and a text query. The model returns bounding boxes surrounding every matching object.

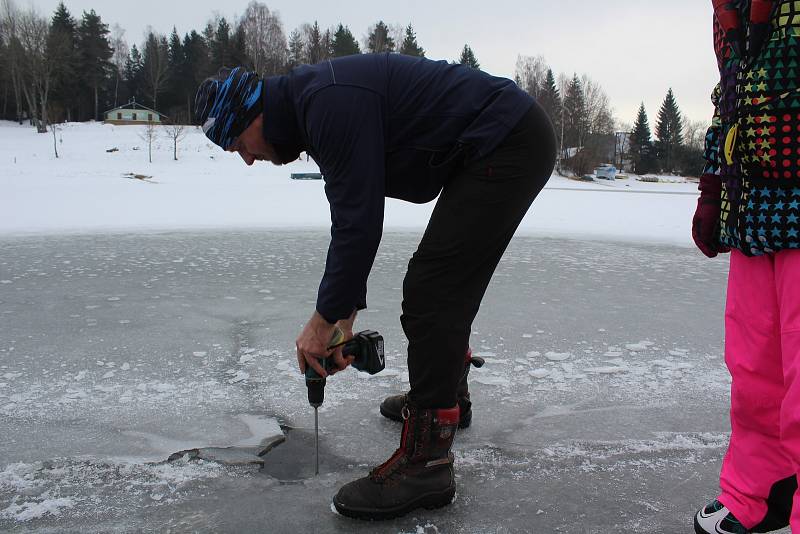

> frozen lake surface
[0,230,752,533]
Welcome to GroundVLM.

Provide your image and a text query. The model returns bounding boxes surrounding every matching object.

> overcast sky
[30,0,718,126]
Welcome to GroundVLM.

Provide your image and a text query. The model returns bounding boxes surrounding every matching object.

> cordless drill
[305,329,385,475]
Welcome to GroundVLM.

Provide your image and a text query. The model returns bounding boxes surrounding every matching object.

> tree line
[0,0,706,176]
[628,90,708,177]
[513,55,706,177]
[0,1,474,128]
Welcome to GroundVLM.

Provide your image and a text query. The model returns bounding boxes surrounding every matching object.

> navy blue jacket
[261,53,534,323]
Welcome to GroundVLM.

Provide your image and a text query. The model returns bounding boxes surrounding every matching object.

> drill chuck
[306,376,325,407]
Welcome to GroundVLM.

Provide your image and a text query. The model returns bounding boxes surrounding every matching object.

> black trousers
[402,101,557,408]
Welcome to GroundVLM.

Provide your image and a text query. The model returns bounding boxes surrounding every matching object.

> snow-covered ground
[0,121,698,245]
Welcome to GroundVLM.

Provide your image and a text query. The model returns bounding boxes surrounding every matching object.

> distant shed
[104,100,167,125]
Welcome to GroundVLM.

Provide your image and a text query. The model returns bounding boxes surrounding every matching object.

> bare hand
[295,311,354,377]
[331,310,358,374]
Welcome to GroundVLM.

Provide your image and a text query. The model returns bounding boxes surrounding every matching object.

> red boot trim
[434,406,460,427]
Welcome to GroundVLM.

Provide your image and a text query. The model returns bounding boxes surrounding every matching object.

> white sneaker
[694,500,750,534]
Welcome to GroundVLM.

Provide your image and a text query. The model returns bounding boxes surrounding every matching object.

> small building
[104,99,167,125]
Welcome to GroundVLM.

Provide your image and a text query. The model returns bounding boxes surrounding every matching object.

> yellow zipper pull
[724,124,739,166]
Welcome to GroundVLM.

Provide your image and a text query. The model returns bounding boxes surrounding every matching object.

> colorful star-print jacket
[705,0,800,255]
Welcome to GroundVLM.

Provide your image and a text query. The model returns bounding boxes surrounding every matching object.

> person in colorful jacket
[194,53,556,520]
[693,1,800,533]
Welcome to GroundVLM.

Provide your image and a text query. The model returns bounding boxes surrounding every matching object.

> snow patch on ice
[0,457,226,522]
[238,353,256,364]
[587,366,628,374]
[472,375,511,387]
[233,414,283,447]
[228,371,249,384]
[625,341,654,351]
[542,432,729,464]
[1,496,75,521]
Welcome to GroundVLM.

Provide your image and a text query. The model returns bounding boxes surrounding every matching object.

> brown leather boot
[380,349,483,429]
[332,403,460,520]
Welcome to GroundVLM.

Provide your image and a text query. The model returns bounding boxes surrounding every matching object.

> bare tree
[164,114,187,161]
[240,1,287,76]
[109,24,128,108]
[16,6,52,133]
[559,73,617,175]
[0,0,24,124]
[321,27,334,59]
[287,28,305,66]
[581,74,615,136]
[388,23,404,53]
[139,121,157,163]
[0,0,50,130]
[142,30,169,112]
[51,121,58,158]
[514,55,548,98]
[364,21,395,53]
[301,22,326,64]
[683,118,709,151]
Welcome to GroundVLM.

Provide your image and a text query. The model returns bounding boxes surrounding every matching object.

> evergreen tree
[124,44,144,103]
[562,74,588,152]
[287,29,305,67]
[168,28,184,71]
[182,31,211,120]
[306,21,325,64]
[230,23,251,67]
[655,88,683,172]
[458,44,479,69]
[142,32,170,112]
[211,18,232,70]
[49,2,79,121]
[202,22,216,49]
[367,21,395,53]
[164,27,187,116]
[76,9,113,121]
[399,24,424,57]
[332,24,360,57]
[322,28,334,60]
[537,68,562,138]
[630,103,654,174]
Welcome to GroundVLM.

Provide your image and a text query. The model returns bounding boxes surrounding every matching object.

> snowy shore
[0,121,698,245]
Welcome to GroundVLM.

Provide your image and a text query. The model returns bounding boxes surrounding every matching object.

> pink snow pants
[719,248,800,530]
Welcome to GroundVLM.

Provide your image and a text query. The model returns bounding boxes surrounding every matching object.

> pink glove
[692,174,731,258]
